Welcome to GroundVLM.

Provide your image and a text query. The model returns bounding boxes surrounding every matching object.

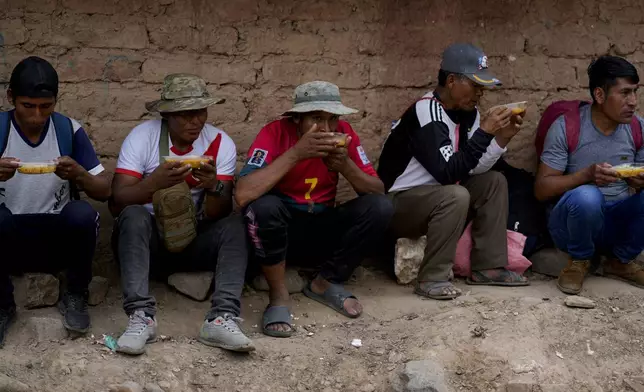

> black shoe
[0,306,16,348]
[58,292,90,333]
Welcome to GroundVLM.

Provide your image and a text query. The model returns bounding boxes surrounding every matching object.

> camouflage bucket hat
[145,73,225,113]
[282,81,358,116]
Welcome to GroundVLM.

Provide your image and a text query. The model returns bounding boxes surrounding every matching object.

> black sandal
[262,305,296,338]
[302,283,361,318]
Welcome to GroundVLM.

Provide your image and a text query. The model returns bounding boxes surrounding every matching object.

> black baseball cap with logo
[440,43,502,87]
[9,56,59,98]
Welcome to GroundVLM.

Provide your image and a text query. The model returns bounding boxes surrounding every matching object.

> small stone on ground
[351,266,371,282]
[167,272,214,301]
[360,383,376,392]
[110,381,143,392]
[529,248,569,277]
[564,296,595,309]
[391,359,448,392]
[24,273,59,309]
[144,383,166,392]
[88,276,109,306]
[506,382,538,392]
[394,237,427,285]
[625,378,644,392]
[25,317,68,342]
[0,373,29,392]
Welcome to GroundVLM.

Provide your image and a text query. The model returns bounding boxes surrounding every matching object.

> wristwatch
[207,180,225,197]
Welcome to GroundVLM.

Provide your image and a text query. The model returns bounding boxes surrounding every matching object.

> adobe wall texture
[1,0,644,277]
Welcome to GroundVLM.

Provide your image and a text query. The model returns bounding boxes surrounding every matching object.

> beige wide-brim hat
[145,73,225,113]
[282,81,358,116]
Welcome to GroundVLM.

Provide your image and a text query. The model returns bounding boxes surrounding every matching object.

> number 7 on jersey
[304,178,318,200]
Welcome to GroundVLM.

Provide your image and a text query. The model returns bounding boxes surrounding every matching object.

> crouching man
[378,43,529,300]
[110,74,253,354]
[0,57,110,347]
[535,56,644,294]
[236,81,393,338]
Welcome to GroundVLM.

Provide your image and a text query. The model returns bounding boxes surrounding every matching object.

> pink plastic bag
[453,222,532,277]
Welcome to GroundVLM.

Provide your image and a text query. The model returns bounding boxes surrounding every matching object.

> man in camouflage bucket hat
[236,81,393,338]
[144,73,224,113]
[111,74,254,354]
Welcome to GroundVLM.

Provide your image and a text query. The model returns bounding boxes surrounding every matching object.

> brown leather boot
[602,259,644,288]
[557,259,590,295]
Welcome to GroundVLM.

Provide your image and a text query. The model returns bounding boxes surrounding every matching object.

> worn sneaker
[198,314,255,352]
[57,292,90,333]
[116,310,157,355]
[0,306,16,348]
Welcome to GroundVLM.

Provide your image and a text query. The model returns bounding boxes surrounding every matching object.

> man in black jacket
[378,43,528,300]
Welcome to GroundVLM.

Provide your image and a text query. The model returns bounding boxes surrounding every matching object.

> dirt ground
[1,268,644,392]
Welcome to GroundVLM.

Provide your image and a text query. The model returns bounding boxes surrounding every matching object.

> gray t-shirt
[541,105,644,201]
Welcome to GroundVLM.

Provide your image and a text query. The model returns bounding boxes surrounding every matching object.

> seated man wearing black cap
[378,43,529,300]
[0,57,111,347]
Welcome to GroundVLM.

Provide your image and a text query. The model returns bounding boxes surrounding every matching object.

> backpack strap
[563,102,589,154]
[631,116,643,151]
[51,112,80,200]
[0,112,11,157]
[52,112,74,157]
[159,119,170,164]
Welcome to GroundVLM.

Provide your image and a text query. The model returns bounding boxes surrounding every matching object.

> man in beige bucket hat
[110,73,254,354]
[236,81,393,338]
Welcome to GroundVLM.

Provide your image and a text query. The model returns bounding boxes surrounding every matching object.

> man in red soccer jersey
[236,81,393,338]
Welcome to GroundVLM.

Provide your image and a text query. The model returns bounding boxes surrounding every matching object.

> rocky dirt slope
[1,269,644,392]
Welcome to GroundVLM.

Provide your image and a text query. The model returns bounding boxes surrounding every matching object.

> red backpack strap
[534,100,590,157]
[563,104,583,154]
[631,116,643,151]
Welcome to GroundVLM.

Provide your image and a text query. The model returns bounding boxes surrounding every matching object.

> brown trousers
[388,171,509,282]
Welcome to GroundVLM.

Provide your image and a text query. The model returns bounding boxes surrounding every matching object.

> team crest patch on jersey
[439,145,453,162]
[357,146,370,165]
[248,148,268,167]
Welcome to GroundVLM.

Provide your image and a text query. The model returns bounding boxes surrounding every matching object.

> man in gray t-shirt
[541,105,644,201]
[535,55,644,295]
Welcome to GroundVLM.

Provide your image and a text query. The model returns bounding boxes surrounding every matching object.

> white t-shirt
[115,120,237,215]
[0,111,104,214]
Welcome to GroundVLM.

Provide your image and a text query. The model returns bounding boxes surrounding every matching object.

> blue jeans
[548,185,644,263]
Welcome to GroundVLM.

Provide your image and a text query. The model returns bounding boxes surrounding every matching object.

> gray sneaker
[198,315,255,352]
[116,310,157,355]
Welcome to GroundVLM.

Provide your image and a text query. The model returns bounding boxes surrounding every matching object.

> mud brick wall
[1,0,644,278]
